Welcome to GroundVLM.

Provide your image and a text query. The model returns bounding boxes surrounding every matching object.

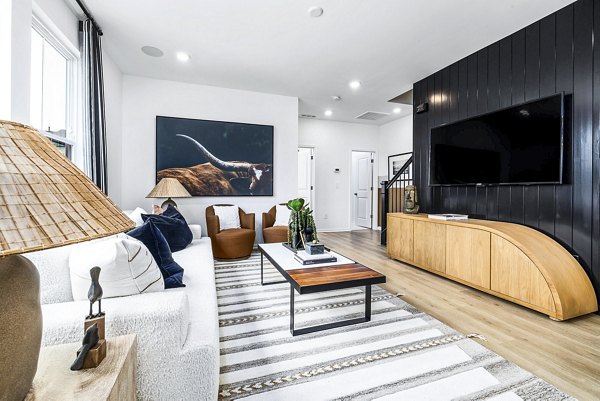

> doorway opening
[351,150,374,230]
[297,147,315,209]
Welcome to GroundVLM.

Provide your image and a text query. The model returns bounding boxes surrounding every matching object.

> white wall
[0,0,14,119]
[103,50,123,205]
[0,0,32,122]
[378,115,413,178]
[0,0,79,122]
[118,75,298,240]
[33,0,79,49]
[298,119,379,232]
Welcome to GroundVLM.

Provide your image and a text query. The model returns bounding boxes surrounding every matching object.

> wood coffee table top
[258,243,386,294]
[288,264,385,288]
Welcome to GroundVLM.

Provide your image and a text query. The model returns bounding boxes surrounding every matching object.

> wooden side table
[26,334,137,401]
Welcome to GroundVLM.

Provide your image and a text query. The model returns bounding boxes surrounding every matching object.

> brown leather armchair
[262,204,289,243]
[206,205,255,259]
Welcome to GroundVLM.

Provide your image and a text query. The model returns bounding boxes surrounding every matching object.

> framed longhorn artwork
[156,116,274,196]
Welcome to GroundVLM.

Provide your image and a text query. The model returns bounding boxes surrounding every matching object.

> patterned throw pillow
[69,235,164,300]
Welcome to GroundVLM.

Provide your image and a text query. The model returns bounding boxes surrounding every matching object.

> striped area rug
[216,252,574,401]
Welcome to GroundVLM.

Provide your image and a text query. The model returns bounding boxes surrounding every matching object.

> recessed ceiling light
[176,52,191,62]
[141,46,164,57]
[393,107,402,114]
[308,6,324,17]
[349,80,361,89]
[324,110,333,117]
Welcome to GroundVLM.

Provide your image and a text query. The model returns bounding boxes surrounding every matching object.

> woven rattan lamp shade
[0,120,134,257]
[146,177,191,198]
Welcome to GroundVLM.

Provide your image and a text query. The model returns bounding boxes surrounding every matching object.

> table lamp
[146,177,191,208]
[0,120,134,401]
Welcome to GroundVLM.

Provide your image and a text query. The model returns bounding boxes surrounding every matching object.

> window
[29,18,77,160]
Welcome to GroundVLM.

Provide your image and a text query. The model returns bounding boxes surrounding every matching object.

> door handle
[354,193,358,196]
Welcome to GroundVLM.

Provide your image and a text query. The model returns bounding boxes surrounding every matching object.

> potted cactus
[286,198,318,250]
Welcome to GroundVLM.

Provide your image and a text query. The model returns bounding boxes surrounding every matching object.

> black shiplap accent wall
[413,0,600,306]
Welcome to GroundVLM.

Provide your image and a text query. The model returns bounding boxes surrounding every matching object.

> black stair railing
[380,155,413,245]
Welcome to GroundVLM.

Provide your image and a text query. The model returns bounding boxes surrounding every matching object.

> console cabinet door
[446,226,491,289]
[491,235,555,313]
[387,217,413,262]
[413,220,446,273]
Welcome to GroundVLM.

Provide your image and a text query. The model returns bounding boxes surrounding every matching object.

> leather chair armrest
[240,210,255,231]
[206,215,220,237]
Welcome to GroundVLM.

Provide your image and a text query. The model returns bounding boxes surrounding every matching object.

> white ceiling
[85,0,575,125]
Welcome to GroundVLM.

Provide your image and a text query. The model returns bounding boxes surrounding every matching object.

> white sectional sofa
[25,233,219,401]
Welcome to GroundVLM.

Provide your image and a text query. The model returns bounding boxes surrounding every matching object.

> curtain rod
[75,0,103,36]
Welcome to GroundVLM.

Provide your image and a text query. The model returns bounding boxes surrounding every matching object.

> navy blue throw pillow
[162,205,185,219]
[141,206,192,252]
[128,221,185,288]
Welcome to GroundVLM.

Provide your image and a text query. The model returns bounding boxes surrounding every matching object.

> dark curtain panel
[80,19,107,193]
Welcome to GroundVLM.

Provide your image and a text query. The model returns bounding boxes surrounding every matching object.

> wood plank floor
[320,230,600,400]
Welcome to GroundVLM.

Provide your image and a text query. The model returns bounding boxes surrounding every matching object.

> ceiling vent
[355,111,390,121]
[299,114,317,119]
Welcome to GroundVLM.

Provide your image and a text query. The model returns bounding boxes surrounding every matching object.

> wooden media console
[387,213,597,320]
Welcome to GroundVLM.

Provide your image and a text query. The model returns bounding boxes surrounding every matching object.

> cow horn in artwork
[176,134,253,172]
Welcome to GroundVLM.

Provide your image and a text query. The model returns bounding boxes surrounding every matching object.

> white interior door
[297,147,314,208]
[352,151,373,228]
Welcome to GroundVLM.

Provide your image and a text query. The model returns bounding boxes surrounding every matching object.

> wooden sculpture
[72,267,107,369]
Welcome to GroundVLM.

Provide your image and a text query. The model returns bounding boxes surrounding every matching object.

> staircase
[380,154,413,245]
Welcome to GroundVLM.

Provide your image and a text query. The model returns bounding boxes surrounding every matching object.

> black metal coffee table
[258,243,386,336]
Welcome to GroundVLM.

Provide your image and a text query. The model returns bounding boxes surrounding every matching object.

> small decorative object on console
[403,185,420,214]
[87,266,104,319]
[428,213,469,221]
[70,323,99,371]
[305,242,325,255]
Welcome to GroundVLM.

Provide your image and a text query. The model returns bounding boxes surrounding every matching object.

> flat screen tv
[429,93,564,186]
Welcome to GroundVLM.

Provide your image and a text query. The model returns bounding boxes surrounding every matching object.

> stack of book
[294,250,337,265]
[428,213,468,221]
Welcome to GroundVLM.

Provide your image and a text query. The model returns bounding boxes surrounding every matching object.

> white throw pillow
[213,206,241,230]
[69,235,164,300]
[189,224,202,239]
[126,207,148,227]
[273,205,291,227]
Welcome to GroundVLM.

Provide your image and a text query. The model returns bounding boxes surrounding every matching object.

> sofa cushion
[142,205,193,252]
[189,224,202,239]
[216,228,255,241]
[125,207,148,227]
[40,237,219,401]
[26,245,74,304]
[26,236,114,305]
[213,205,241,230]
[263,226,288,244]
[128,221,186,288]
[69,235,165,300]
